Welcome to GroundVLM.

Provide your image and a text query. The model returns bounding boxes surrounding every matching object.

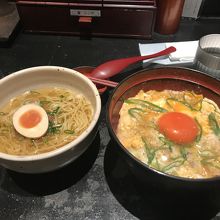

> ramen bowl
[0,66,101,173]
[107,67,220,192]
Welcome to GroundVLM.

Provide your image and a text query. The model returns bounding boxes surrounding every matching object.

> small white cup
[194,34,220,79]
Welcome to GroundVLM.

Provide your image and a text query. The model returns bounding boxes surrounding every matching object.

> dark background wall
[200,0,220,17]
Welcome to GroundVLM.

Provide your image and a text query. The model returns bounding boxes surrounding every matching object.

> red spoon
[74,46,176,93]
[90,46,176,79]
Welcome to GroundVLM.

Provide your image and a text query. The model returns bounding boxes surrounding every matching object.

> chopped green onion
[199,150,216,158]
[64,130,75,134]
[142,137,170,166]
[208,112,220,136]
[162,158,185,172]
[39,100,51,105]
[195,118,202,142]
[180,147,188,160]
[199,150,219,169]
[47,106,60,115]
[191,100,202,111]
[141,136,188,173]
[159,136,173,152]
[161,148,187,172]
[142,137,155,165]
[128,108,144,118]
[43,137,49,144]
[53,106,60,114]
[183,91,203,111]
[125,99,167,113]
[200,154,220,170]
[48,121,62,134]
[166,98,193,110]
[155,158,161,170]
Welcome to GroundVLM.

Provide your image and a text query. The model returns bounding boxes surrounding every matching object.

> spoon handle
[90,46,176,79]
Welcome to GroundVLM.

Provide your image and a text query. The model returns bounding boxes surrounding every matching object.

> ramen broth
[0,87,93,155]
[117,90,220,179]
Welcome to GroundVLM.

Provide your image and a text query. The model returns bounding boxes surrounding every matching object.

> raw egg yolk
[158,112,198,145]
[19,110,42,128]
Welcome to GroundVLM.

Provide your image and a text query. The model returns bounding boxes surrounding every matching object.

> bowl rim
[106,66,220,183]
[0,65,101,161]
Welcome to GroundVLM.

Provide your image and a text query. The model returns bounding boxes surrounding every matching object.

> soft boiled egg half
[13,104,49,139]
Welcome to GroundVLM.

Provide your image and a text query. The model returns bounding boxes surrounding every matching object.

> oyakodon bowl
[106,67,220,192]
[0,66,101,173]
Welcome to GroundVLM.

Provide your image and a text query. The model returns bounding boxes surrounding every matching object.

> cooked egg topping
[117,90,220,179]
[158,112,199,144]
[13,104,49,138]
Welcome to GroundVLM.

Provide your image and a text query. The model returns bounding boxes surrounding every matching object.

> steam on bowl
[0,66,101,173]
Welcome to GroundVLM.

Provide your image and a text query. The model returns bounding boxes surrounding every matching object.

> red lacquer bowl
[107,67,220,192]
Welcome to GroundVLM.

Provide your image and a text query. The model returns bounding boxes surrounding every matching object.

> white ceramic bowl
[0,66,101,173]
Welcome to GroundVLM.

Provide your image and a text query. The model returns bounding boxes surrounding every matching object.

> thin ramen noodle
[117,90,220,179]
[0,87,93,155]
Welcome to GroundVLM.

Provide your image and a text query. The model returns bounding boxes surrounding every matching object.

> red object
[158,112,198,145]
[87,76,118,88]
[73,66,108,94]
[79,16,92,23]
[73,46,175,93]
[90,46,176,79]
[107,67,220,143]
[155,0,185,35]
[106,67,220,200]
[107,66,220,185]
[15,0,157,39]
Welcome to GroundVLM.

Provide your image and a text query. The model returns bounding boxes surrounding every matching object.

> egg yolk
[19,109,42,128]
[158,112,198,145]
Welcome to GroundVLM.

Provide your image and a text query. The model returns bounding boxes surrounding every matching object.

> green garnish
[64,130,75,134]
[162,148,187,172]
[47,106,60,115]
[199,150,216,158]
[142,137,171,166]
[142,137,155,165]
[200,150,220,170]
[125,99,167,113]
[154,158,161,170]
[208,112,220,136]
[159,136,173,152]
[142,137,188,173]
[128,108,144,118]
[0,112,6,116]
[39,100,51,106]
[180,147,188,160]
[162,159,186,172]
[195,118,202,142]
[48,121,62,134]
[166,98,193,110]
[183,91,203,111]
[201,159,220,169]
